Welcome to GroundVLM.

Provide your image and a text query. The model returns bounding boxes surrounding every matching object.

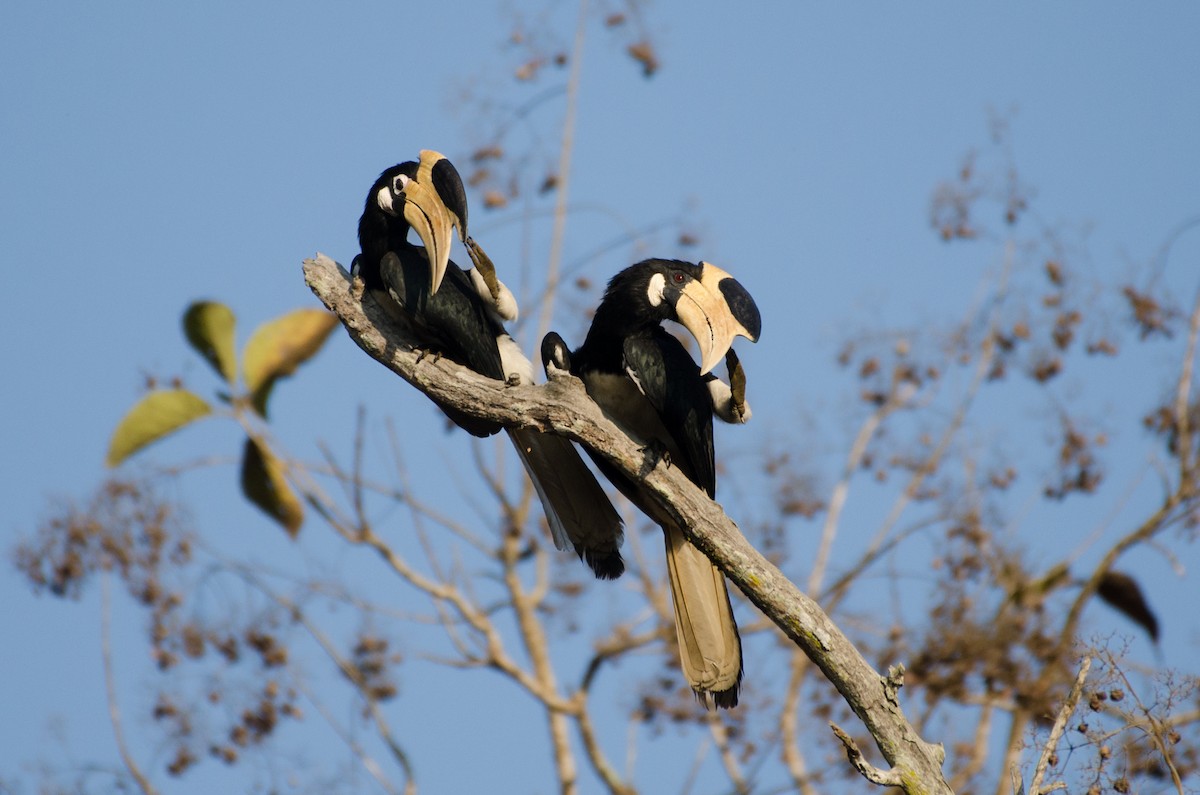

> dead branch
[830,722,903,788]
[304,253,954,794]
[1028,656,1090,795]
[101,573,160,795]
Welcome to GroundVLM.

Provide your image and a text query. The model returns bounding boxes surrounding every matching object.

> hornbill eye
[392,174,409,194]
[672,271,686,284]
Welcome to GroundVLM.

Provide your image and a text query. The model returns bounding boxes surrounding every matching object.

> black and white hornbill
[541,258,761,708]
[352,150,624,578]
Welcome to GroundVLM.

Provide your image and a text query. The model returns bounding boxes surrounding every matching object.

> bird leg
[705,349,752,424]
[637,439,673,481]
[726,349,749,422]
[414,348,443,366]
[465,237,520,322]
[466,237,504,303]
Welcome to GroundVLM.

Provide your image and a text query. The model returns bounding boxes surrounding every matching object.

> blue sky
[3,2,1200,792]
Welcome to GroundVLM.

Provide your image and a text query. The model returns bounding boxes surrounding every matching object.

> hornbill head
[624,259,761,374]
[367,149,469,295]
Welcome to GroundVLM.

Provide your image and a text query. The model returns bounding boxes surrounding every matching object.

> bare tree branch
[1028,656,1090,795]
[830,722,903,788]
[304,253,954,794]
[101,572,160,795]
[1173,286,1200,487]
[535,0,588,347]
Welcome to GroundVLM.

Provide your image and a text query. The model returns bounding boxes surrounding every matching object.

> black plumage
[546,258,761,707]
[353,152,624,578]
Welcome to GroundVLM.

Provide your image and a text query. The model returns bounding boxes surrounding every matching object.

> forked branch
[303,253,953,794]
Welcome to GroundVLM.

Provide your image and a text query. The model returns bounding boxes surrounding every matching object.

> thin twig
[1105,652,1186,795]
[780,655,818,795]
[100,572,159,795]
[1172,286,1200,487]
[707,712,750,794]
[949,700,994,791]
[993,711,1030,795]
[294,679,402,795]
[807,400,894,596]
[499,513,578,793]
[573,688,634,795]
[1028,656,1090,795]
[535,0,587,346]
[830,722,903,788]
[222,565,414,793]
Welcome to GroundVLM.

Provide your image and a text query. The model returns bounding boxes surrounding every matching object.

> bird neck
[576,298,659,372]
[358,210,411,270]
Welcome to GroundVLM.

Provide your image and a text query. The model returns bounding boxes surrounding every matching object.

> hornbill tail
[664,524,743,707]
[509,427,625,580]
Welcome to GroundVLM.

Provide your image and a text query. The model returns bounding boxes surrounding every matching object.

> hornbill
[352,150,624,578]
[541,258,761,708]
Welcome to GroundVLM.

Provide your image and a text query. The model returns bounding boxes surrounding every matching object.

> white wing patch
[624,361,647,397]
[497,334,535,385]
[468,267,519,323]
[707,376,751,423]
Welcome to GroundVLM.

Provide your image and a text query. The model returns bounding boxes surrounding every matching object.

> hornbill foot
[505,372,523,386]
[415,348,443,366]
[466,237,503,302]
[726,349,749,421]
[637,439,672,480]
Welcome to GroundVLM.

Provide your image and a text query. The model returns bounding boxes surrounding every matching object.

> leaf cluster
[106,301,338,535]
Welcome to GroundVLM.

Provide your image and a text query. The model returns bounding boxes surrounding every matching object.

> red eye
[673,272,685,283]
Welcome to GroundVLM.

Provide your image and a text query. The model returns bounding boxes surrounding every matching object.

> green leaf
[183,301,237,384]
[106,389,212,467]
[250,378,277,418]
[240,437,303,537]
[242,309,339,416]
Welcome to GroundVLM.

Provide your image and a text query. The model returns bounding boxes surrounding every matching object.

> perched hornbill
[352,150,624,578]
[542,258,761,708]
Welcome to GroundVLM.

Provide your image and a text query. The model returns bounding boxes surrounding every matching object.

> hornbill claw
[466,237,502,301]
[637,439,672,480]
[726,349,749,422]
[415,348,443,366]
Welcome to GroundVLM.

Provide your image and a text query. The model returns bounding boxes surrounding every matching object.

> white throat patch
[646,272,667,307]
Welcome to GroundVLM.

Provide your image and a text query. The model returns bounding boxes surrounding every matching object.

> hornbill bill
[352,150,624,578]
[541,258,761,708]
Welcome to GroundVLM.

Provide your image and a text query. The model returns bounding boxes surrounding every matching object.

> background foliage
[4,3,1200,794]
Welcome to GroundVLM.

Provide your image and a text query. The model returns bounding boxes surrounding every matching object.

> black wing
[378,249,506,381]
[623,330,716,496]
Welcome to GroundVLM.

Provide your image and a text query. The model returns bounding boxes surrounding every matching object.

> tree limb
[101,572,160,795]
[1028,656,1090,795]
[303,253,954,794]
